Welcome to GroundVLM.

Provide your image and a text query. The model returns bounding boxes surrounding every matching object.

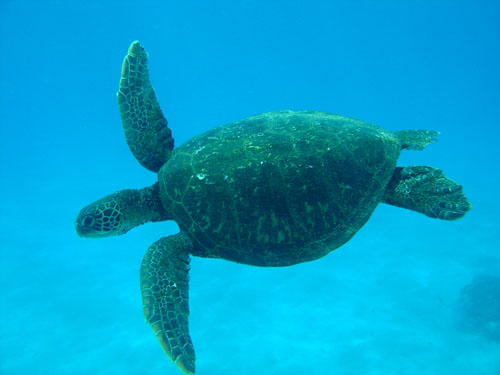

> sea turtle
[75,41,471,374]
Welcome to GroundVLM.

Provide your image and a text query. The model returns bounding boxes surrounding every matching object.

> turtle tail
[382,166,471,220]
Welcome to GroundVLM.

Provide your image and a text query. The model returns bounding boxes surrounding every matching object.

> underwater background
[1,1,499,374]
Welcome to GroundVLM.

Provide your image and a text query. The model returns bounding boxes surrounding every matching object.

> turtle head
[75,184,169,238]
[75,193,129,238]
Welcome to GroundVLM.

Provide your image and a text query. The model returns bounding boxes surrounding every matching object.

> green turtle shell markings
[75,41,471,374]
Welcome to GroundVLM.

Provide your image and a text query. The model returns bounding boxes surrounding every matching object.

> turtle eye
[82,215,94,227]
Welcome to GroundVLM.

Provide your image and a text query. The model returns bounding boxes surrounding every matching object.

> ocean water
[1,1,499,374]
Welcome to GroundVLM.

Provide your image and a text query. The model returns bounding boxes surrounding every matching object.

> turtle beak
[75,219,97,238]
[75,221,92,237]
[75,211,102,238]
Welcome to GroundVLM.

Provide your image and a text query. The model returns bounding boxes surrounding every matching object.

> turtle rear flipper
[140,233,196,374]
[117,41,174,172]
[383,166,471,220]
[393,129,439,150]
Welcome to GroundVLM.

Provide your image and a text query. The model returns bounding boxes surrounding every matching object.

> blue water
[1,1,499,374]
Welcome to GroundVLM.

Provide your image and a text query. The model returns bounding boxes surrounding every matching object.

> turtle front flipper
[140,233,196,374]
[117,41,174,172]
[382,166,471,220]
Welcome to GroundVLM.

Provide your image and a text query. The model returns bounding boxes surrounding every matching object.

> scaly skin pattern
[159,110,401,266]
[117,42,174,173]
[383,166,471,220]
[140,233,195,374]
[75,183,168,237]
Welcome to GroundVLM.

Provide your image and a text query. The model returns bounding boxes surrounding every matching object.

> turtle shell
[159,110,400,266]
